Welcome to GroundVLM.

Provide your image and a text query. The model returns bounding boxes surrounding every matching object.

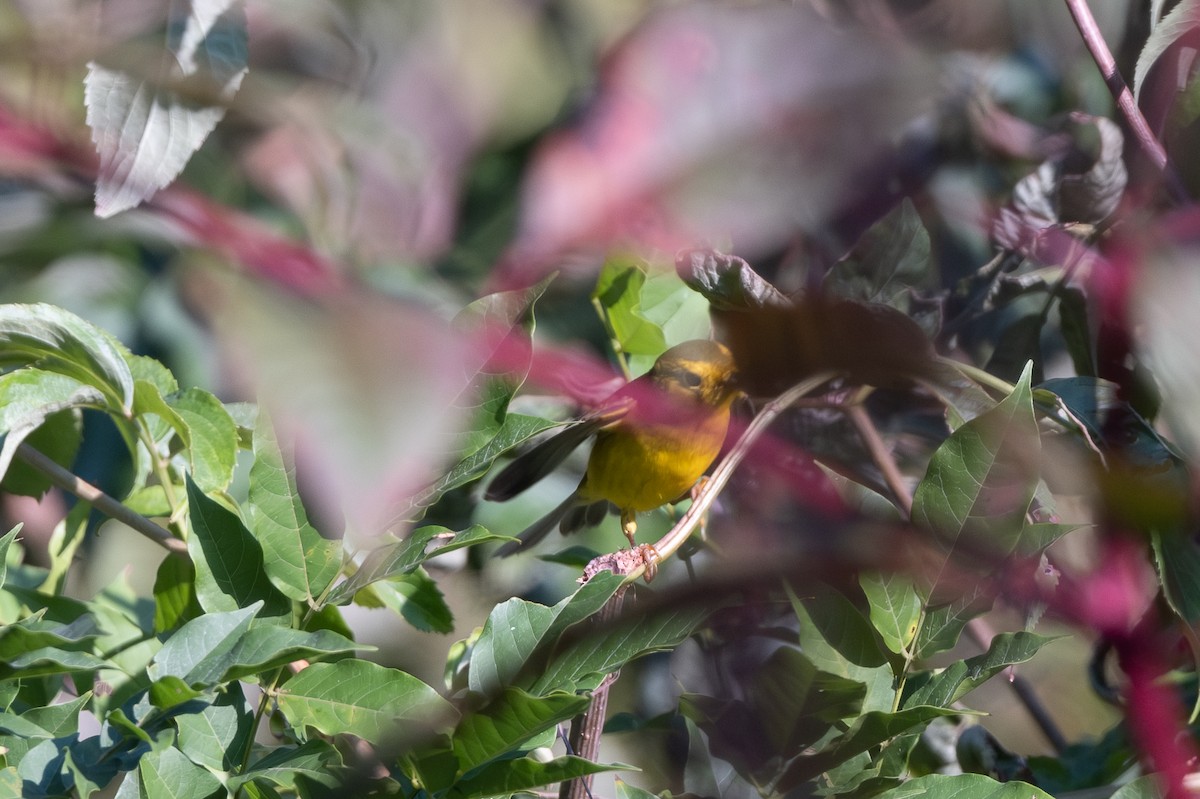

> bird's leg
[620,510,638,548]
[621,510,659,582]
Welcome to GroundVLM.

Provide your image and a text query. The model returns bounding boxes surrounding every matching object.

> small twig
[845,401,913,519]
[1063,0,1190,204]
[561,588,628,799]
[14,442,187,556]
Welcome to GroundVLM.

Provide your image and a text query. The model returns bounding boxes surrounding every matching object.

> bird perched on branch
[486,339,739,570]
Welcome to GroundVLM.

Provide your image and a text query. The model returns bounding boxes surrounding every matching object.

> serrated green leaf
[860,573,922,658]
[450,755,631,799]
[185,476,291,618]
[0,303,135,412]
[276,660,455,741]
[904,632,1058,709]
[328,525,506,606]
[913,362,1039,553]
[452,688,591,773]
[247,418,342,603]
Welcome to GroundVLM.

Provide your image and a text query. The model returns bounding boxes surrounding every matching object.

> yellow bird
[486,339,739,562]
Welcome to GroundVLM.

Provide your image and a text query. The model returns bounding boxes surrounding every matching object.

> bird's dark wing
[483,398,632,502]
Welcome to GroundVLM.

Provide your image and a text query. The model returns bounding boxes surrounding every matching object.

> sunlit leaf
[913,363,1039,554]
[451,688,590,773]
[247,417,342,603]
[185,476,291,618]
[859,573,922,658]
[275,660,455,741]
[86,0,248,217]
[873,773,1055,799]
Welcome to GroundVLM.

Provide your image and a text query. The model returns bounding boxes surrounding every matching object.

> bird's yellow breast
[579,405,731,512]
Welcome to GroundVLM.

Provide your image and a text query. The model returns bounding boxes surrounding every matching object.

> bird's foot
[636,544,659,582]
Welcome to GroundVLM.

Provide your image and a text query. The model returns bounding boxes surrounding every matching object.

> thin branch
[14,442,187,556]
[845,402,913,519]
[1063,0,1190,204]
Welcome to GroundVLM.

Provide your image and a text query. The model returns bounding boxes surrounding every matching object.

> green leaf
[616,781,661,799]
[153,555,203,633]
[149,603,259,687]
[0,368,98,489]
[138,741,224,799]
[150,603,360,688]
[370,570,454,634]
[468,571,625,696]
[776,706,961,791]
[170,388,238,493]
[0,303,135,412]
[913,362,1040,554]
[593,254,711,374]
[1153,531,1200,623]
[0,525,20,590]
[786,583,894,713]
[247,417,342,603]
[530,601,711,694]
[914,589,994,660]
[85,1,247,218]
[40,501,91,596]
[226,740,344,792]
[217,624,363,683]
[23,692,90,738]
[904,632,1058,709]
[1110,775,1164,799]
[452,688,591,774]
[176,684,254,772]
[185,476,291,618]
[754,648,867,754]
[450,755,630,799]
[824,198,938,335]
[327,525,505,606]
[275,660,455,741]
[0,647,108,681]
[860,573,922,658]
[873,773,1055,799]
[391,413,560,524]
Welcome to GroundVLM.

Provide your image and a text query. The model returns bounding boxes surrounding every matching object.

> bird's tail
[495,491,581,557]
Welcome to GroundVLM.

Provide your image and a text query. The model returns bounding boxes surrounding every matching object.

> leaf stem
[845,399,913,519]
[1062,0,1190,203]
[14,443,187,556]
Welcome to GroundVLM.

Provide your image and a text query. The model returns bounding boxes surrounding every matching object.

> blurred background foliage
[0,0,1190,794]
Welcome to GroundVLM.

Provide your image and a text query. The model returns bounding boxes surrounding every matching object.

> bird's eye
[679,369,703,388]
